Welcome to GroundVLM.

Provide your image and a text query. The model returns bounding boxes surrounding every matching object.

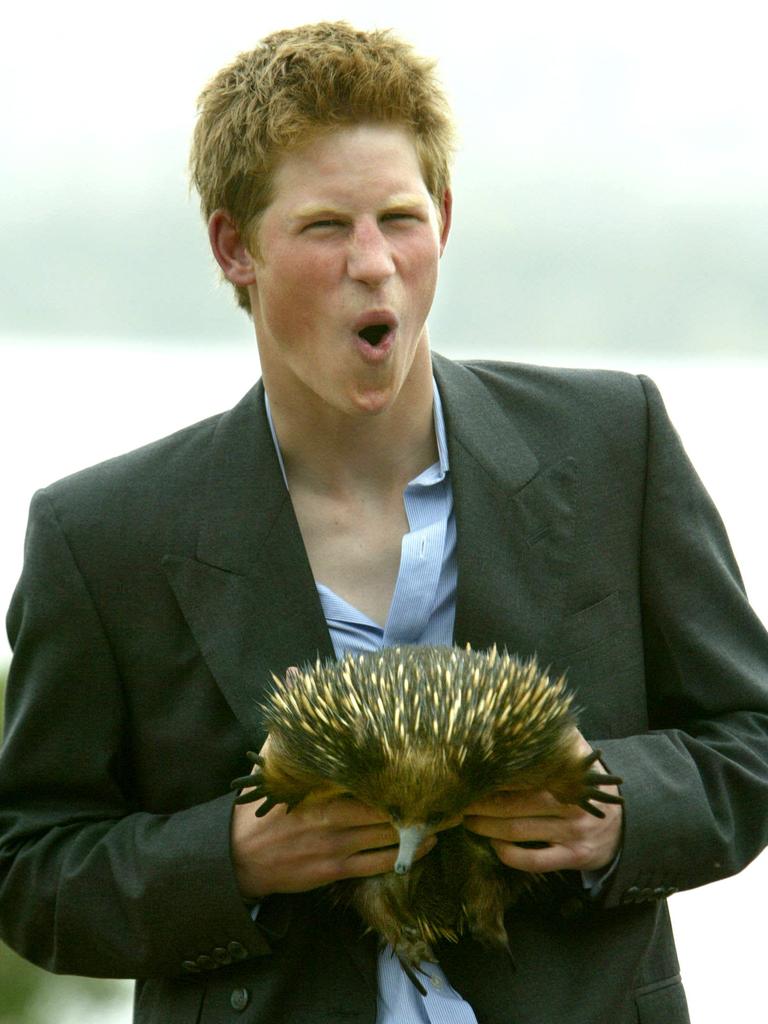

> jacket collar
[432,354,575,654]
[432,352,539,495]
[163,381,333,737]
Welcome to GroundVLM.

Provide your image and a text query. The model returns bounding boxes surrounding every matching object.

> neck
[264,352,437,498]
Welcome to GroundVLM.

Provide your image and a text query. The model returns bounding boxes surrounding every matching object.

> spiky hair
[190,21,456,313]
[261,645,578,804]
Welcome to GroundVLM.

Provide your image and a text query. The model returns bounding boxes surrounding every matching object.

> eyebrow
[291,193,430,222]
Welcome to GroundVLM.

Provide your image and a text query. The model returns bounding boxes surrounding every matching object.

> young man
[1,22,767,1024]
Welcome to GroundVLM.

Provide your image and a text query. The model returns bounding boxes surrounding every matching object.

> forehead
[268,123,431,212]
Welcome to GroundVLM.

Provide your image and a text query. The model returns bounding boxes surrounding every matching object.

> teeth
[358,324,389,345]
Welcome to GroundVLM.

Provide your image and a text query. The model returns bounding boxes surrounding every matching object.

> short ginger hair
[189,21,456,313]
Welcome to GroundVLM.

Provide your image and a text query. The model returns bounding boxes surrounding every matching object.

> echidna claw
[576,749,624,818]
[579,800,607,819]
[230,771,264,791]
[232,785,268,804]
[584,770,624,787]
[589,790,624,805]
[254,796,280,817]
[400,960,428,997]
[578,785,625,818]
[581,749,603,769]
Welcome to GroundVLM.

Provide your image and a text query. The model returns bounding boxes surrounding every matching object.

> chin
[346,393,394,417]
[351,377,408,415]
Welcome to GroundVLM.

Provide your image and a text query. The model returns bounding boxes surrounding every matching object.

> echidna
[232,644,622,991]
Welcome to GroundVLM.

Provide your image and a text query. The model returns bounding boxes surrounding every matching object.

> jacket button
[227,941,248,961]
[213,946,232,965]
[182,960,202,974]
[622,886,640,903]
[231,987,250,1011]
[197,955,217,971]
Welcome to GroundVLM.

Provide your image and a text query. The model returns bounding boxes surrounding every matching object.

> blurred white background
[1,1,766,1021]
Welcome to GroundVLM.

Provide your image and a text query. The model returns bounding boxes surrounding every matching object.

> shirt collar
[264,377,450,491]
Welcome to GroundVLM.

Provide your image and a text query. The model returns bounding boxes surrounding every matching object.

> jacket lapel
[163,382,334,740]
[433,355,576,660]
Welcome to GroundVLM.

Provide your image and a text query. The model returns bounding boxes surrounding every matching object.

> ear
[208,209,258,287]
[438,188,452,255]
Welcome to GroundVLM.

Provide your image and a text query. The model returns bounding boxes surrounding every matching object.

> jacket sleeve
[596,374,768,908]
[0,490,271,978]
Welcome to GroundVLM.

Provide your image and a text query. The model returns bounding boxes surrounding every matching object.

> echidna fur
[232,644,623,989]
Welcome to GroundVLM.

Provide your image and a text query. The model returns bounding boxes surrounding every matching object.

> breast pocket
[635,976,690,1023]
[554,590,624,660]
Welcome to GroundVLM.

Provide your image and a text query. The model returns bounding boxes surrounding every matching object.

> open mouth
[357,323,391,346]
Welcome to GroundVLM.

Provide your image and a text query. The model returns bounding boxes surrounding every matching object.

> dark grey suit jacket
[2,355,768,1023]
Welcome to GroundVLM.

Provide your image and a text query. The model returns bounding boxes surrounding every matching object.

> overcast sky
[4,0,768,196]
[2,0,767,350]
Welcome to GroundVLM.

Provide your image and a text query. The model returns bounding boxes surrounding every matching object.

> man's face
[245,123,450,419]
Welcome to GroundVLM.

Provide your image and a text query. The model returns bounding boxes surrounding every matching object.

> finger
[434,814,463,833]
[464,813,564,844]
[340,835,437,880]
[490,839,587,873]
[316,797,394,829]
[465,790,575,818]
[340,822,401,851]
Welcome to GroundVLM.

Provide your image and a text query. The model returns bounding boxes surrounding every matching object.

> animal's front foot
[392,929,438,996]
[230,751,281,816]
[575,749,624,819]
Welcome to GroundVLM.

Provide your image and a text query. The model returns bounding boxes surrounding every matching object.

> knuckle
[569,815,592,840]
[495,841,526,869]
[567,840,594,867]
[319,858,347,884]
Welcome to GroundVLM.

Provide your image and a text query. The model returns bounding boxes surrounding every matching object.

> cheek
[402,237,441,291]
[258,257,331,336]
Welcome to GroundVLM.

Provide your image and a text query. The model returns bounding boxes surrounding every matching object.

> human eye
[303,218,344,231]
[381,211,419,223]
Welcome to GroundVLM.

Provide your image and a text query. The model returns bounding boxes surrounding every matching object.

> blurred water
[1,338,767,1023]
[3,338,765,634]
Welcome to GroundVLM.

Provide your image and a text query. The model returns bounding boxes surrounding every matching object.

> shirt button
[230,987,250,1011]
[430,974,443,990]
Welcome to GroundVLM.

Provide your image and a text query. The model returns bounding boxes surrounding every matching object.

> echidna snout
[394,823,430,875]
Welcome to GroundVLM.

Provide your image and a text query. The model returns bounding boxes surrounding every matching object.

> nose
[393,823,430,875]
[346,219,395,286]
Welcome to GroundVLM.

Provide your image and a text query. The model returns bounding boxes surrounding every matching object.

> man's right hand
[230,738,436,900]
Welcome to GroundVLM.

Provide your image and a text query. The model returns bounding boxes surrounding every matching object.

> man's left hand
[462,731,623,873]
